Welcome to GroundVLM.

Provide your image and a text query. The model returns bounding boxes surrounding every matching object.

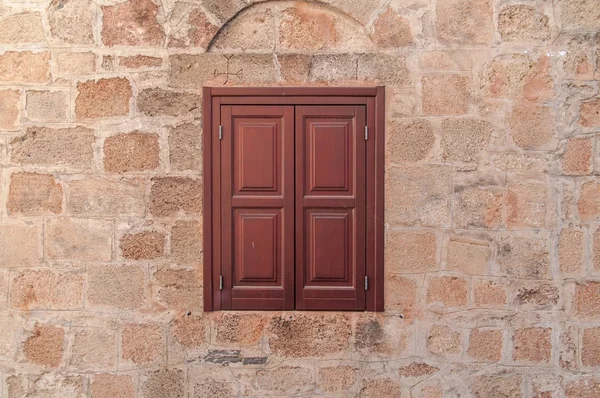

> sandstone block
[498,5,551,42]
[372,7,412,48]
[150,177,202,216]
[122,323,164,365]
[559,228,584,276]
[170,221,202,264]
[446,240,491,275]
[91,374,135,398]
[436,0,493,44]
[56,52,96,76]
[578,181,600,221]
[386,119,434,162]
[213,7,274,51]
[104,132,160,173]
[10,269,84,310]
[23,324,64,368]
[256,366,312,394]
[512,327,551,363]
[565,378,600,397]
[384,275,416,314]
[0,222,41,267]
[48,0,94,44]
[309,54,358,83]
[514,282,560,309]
[68,178,145,217]
[422,74,470,115]
[594,229,600,271]
[427,325,461,357]
[327,0,380,25]
[0,89,20,129]
[201,0,246,23]
[508,105,556,150]
[355,315,407,356]
[357,54,411,87]
[0,51,50,84]
[168,7,219,49]
[153,268,202,310]
[269,313,350,357]
[120,231,165,260]
[441,118,492,163]
[171,315,206,348]
[496,233,549,279]
[474,279,507,307]
[169,123,202,171]
[426,276,468,307]
[7,173,63,215]
[137,88,201,117]
[579,98,600,127]
[582,327,600,367]
[119,55,163,69]
[71,328,116,370]
[191,378,235,397]
[25,91,69,122]
[468,329,503,361]
[141,369,184,398]
[360,378,405,397]
[76,78,132,119]
[101,0,165,46]
[318,366,356,393]
[87,264,146,310]
[506,179,547,228]
[397,362,439,379]
[45,218,112,261]
[571,282,600,319]
[277,54,312,83]
[386,165,452,227]
[557,0,600,31]
[215,313,263,345]
[168,54,224,88]
[470,374,523,397]
[420,50,470,71]
[385,231,438,273]
[453,186,504,229]
[562,137,593,175]
[0,12,45,45]
[11,126,95,169]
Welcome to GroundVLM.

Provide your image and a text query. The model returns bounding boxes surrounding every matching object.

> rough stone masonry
[0,0,599,396]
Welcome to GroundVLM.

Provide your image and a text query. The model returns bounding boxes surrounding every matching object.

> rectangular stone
[67,177,146,217]
[0,222,42,267]
[10,269,84,310]
[45,218,112,261]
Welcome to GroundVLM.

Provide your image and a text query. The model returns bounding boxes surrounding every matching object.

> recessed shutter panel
[295,106,367,310]
[220,105,295,310]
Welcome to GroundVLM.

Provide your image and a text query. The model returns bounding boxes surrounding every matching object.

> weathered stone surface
[48,0,94,45]
[506,179,547,228]
[0,313,22,359]
[171,315,205,348]
[122,323,164,365]
[498,5,551,42]
[422,74,470,115]
[496,233,549,279]
[474,279,507,307]
[578,181,600,221]
[71,328,116,370]
[515,282,560,309]
[141,369,185,398]
[468,329,503,361]
[76,78,132,119]
[45,218,112,261]
[149,177,202,216]
[101,0,165,46]
[278,54,312,83]
[582,327,600,367]
[0,12,45,44]
[559,228,584,275]
[386,165,452,227]
[119,55,163,69]
[0,89,20,129]
[120,232,165,260]
[372,7,412,48]
[355,316,407,356]
[68,178,145,217]
[454,184,504,229]
[594,229,600,272]
[153,268,202,310]
[427,325,461,357]
[385,231,437,273]
[104,132,160,173]
[357,54,411,87]
[441,118,492,163]
[137,88,201,117]
[571,282,600,318]
[327,0,380,25]
[360,378,405,397]
[512,327,551,363]
[169,7,219,49]
[56,52,96,76]
[87,264,146,310]
[427,276,468,308]
[269,314,350,357]
[420,50,470,71]
[213,7,274,51]
[562,137,593,175]
[170,221,202,264]
[557,0,600,31]
[387,119,434,162]
[508,105,555,150]
[319,366,356,392]
[191,378,235,397]
[11,126,95,169]
[446,240,491,275]
[565,378,600,397]
[579,98,600,127]
[0,51,50,84]
[7,173,63,215]
[470,374,523,397]
[10,269,83,310]
[397,362,439,378]
[25,90,69,122]
[23,324,64,368]
[169,123,202,171]
[0,223,41,268]
[91,374,135,398]
[215,313,263,345]
[436,0,493,44]
[201,0,246,23]
[309,54,357,83]
[384,275,416,314]
[256,366,312,394]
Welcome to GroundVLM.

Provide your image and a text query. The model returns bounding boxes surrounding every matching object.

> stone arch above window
[207,1,377,53]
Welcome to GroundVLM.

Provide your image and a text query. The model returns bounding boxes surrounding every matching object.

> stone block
[0,222,41,267]
[70,328,116,370]
[0,51,50,84]
[25,91,69,122]
[318,366,357,393]
[23,324,65,368]
[360,378,405,397]
[446,239,491,275]
[357,54,411,87]
[140,368,185,398]
[327,0,380,25]
[470,374,523,397]
[119,55,163,69]
[571,282,600,319]
[256,366,312,395]
[420,50,470,71]
[56,52,96,76]
[474,279,507,307]
[152,268,202,310]
[0,12,45,44]
[559,228,584,276]
[582,327,600,367]
[579,98,600,127]
[355,315,408,356]
[384,275,416,314]
[277,54,312,83]
[101,0,165,46]
[213,7,274,51]
[496,233,549,279]
[45,218,112,261]
[565,378,600,397]
[426,276,468,308]
[441,118,492,163]
[137,88,201,117]
[557,0,600,30]
[512,327,551,363]
[386,119,434,162]
[422,74,470,115]
[578,181,600,221]
[508,105,556,150]
[121,323,164,365]
[7,172,63,215]
[149,177,202,216]
[167,6,219,49]
[10,269,84,310]
[498,5,551,42]
[214,313,263,345]
[453,185,504,229]
[201,0,246,23]
[87,264,146,311]
[385,231,438,273]
[76,78,132,119]
[0,89,20,129]
[91,374,135,398]
[594,228,600,271]
[468,329,503,361]
[120,231,165,260]
[68,177,145,217]
[0,313,23,360]
[514,282,560,309]
[170,221,202,264]
[309,54,357,83]
[191,378,236,397]
[171,315,206,348]
[47,0,94,44]
[436,0,493,44]
[104,132,160,173]
[506,179,547,228]
[562,137,593,175]
[427,325,462,357]
[169,123,202,171]
[372,7,412,48]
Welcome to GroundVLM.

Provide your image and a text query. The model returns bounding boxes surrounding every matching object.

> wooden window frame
[203,87,385,312]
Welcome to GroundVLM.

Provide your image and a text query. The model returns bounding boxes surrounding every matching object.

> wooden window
[203,87,384,311]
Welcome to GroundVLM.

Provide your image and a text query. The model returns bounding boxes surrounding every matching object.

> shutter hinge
[218,125,223,140]
[364,276,368,290]
[219,275,223,290]
[364,126,368,141]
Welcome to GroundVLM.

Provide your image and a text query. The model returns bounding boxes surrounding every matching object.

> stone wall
[0,0,599,396]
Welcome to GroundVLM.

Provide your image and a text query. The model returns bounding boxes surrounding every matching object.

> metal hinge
[364,126,368,141]
[219,125,223,140]
[364,276,368,290]
[219,275,223,290]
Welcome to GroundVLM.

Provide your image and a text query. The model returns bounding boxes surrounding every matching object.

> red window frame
[202,87,385,311]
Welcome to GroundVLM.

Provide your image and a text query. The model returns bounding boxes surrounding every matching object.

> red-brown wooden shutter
[294,106,367,310]
[220,105,295,310]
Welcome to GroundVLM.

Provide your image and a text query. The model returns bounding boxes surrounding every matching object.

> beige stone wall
[0,0,599,396]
